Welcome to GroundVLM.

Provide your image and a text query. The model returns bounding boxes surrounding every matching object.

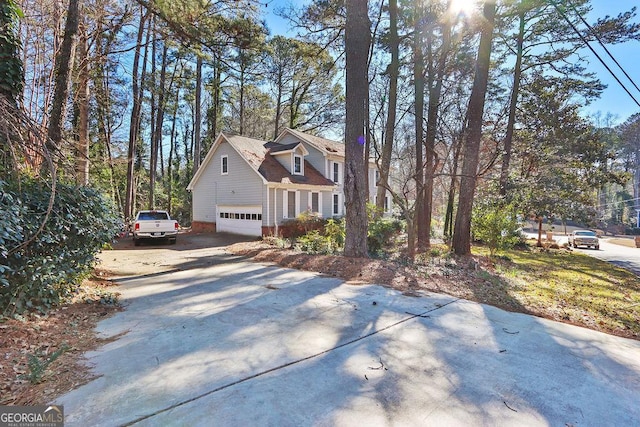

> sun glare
[449,0,477,16]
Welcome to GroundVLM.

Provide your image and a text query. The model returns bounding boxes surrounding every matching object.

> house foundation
[191,221,216,233]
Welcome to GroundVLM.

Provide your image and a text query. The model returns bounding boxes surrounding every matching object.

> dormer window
[293,154,303,175]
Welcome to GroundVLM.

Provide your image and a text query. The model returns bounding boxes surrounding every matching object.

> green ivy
[0,0,24,103]
[0,178,121,316]
[366,203,403,254]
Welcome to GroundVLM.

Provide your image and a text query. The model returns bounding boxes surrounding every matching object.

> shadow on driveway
[59,243,640,426]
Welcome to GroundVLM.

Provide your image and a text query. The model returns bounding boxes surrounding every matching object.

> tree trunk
[239,58,245,135]
[537,216,543,247]
[375,0,399,215]
[499,10,525,195]
[149,20,157,203]
[274,65,283,140]
[150,41,168,209]
[211,51,222,138]
[168,88,179,215]
[74,19,89,186]
[452,1,497,256]
[93,18,122,212]
[344,0,370,258]
[124,8,148,220]
[414,0,426,251]
[47,0,79,154]
[423,8,452,248]
[444,127,465,241]
[194,54,203,173]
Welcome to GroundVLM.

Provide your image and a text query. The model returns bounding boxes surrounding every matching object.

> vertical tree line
[6,0,640,251]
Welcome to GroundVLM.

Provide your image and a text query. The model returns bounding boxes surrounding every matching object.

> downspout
[274,187,278,236]
[266,185,270,236]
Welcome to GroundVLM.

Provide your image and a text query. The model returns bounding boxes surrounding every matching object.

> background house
[187,128,388,236]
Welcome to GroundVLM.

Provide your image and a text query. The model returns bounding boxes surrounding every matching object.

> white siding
[322,190,333,217]
[191,141,265,224]
[368,167,378,201]
[269,188,334,224]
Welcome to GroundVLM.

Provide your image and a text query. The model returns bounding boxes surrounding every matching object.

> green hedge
[0,178,121,316]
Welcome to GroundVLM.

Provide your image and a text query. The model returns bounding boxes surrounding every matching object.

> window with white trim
[293,154,303,175]
[221,155,228,175]
[332,194,340,216]
[309,192,320,214]
[332,162,341,184]
[284,190,299,219]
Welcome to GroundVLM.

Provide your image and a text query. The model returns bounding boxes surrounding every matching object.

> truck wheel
[169,238,177,245]
[134,238,140,246]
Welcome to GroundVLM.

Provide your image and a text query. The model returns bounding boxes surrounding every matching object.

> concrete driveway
[58,243,640,426]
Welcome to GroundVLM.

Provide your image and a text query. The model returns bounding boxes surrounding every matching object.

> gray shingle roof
[225,134,334,186]
[283,128,345,156]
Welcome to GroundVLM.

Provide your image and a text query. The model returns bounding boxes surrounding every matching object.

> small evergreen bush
[0,178,121,316]
[366,203,403,254]
[471,198,522,256]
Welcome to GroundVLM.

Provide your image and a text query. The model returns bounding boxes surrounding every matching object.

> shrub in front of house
[280,211,326,238]
[293,210,404,256]
[367,216,404,254]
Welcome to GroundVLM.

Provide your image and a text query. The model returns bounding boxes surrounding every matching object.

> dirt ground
[0,273,122,405]
[226,240,524,311]
[1,231,635,405]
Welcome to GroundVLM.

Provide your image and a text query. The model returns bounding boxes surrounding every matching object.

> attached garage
[216,205,263,236]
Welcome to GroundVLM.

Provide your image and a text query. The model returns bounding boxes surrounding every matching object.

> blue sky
[586,0,640,124]
[265,0,640,125]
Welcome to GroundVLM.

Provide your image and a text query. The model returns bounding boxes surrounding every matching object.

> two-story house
[186,128,387,236]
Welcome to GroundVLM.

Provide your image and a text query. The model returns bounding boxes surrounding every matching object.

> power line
[567,1,640,95]
[550,0,640,109]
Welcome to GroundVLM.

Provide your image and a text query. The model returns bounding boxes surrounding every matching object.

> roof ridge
[283,128,345,155]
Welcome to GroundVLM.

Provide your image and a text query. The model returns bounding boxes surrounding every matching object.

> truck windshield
[138,212,169,220]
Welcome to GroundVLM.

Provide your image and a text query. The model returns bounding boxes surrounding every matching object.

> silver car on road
[568,229,600,250]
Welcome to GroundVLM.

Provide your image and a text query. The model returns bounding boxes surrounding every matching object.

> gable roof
[226,134,270,172]
[187,132,334,191]
[278,128,345,157]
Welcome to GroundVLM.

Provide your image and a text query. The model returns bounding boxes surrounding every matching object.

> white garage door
[216,205,263,236]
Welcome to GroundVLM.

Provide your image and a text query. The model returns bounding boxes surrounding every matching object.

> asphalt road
[524,231,640,276]
[575,238,640,276]
[56,235,640,426]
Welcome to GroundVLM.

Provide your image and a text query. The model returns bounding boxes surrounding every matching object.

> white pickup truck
[132,210,179,246]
